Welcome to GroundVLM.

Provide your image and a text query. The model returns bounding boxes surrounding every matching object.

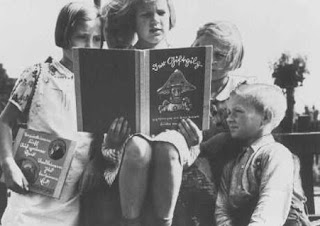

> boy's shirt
[215,134,308,226]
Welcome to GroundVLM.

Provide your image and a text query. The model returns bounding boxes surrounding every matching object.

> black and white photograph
[0,0,319,225]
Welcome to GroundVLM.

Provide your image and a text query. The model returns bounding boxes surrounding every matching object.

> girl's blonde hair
[102,0,176,48]
[194,21,244,70]
[55,2,102,48]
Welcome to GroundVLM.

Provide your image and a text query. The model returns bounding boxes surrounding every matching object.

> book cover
[145,47,212,135]
[73,48,142,134]
[12,128,76,199]
[73,46,212,136]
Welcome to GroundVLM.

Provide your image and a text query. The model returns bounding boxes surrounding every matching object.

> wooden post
[275,132,320,214]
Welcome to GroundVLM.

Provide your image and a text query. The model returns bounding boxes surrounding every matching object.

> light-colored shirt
[215,134,307,226]
[2,58,93,226]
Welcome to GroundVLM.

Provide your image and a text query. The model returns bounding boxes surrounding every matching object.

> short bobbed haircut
[230,83,287,129]
[103,0,176,48]
[194,21,244,71]
[55,2,101,49]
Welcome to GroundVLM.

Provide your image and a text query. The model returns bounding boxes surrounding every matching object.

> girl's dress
[2,58,93,226]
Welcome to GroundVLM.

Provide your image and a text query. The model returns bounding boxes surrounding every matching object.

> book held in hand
[73,46,212,136]
[11,128,76,199]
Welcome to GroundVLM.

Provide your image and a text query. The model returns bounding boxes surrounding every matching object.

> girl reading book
[101,1,202,226]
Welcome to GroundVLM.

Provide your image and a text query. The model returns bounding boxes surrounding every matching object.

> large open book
[73,46,212,136]
[7,129,76,199]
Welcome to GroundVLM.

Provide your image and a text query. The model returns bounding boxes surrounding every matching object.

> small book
[73,46,212,135]
[10,128,76,199]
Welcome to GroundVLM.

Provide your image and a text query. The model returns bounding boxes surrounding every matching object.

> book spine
[135,51,141,133]
[72,48,84,132]
[202,46,213,131]
[140,50,150,136]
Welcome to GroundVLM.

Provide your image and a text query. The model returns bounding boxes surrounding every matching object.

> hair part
[195,21,244,70]
[102,0,176,48]
[231,83,287,129]
[55,2,101,49]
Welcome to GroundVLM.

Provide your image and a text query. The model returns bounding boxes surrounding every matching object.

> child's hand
[178,118,203,147]
[78,158,104,194]
[105,117,131,149]
[2,157,29,194]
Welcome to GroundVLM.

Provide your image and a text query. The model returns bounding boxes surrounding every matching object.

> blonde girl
[101,1,202,226]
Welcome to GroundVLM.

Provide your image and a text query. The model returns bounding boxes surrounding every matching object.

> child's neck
[135,39,169,50]
[244,129,272,147]
[60,55,73,73]
[211,75,229,95]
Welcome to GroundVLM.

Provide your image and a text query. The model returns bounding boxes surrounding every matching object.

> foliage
[271,53,308,89]
[0,63,9,90]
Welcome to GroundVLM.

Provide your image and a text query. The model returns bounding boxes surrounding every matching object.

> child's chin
[230,132,240,139]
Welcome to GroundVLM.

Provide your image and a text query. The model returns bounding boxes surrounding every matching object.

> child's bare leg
[152,142,183,226]
[119,136,152,223]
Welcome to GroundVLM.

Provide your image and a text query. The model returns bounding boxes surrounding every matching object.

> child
[101,1,202,226]
[215,83,310,226]
[104,0,175,49]
[0,2,129,226]
[190,21,255,190]
[192,21,247,139]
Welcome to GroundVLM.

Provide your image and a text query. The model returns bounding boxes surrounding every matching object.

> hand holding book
[178,118,203,148]
[104,117,131,150]
[79,117,131,193]
[1,156,29,194]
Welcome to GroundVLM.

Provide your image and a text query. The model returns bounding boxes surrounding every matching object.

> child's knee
[153,143,181,166]
[123,136,152,166]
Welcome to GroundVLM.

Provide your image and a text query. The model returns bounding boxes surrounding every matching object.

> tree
[271,53,309,132]
[0,64,16,113]
[0,63,9,90]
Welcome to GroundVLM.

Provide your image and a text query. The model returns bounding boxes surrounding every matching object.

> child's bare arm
[0,103,29,193]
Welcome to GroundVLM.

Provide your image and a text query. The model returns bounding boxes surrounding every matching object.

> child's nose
[152,14,161,23]
[85,39,94,48]
[226,111,234,122]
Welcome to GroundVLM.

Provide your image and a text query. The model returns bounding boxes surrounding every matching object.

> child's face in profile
[226,95,264,144]
[192,34,231,81]
[69,18,102,49]
[135,0,170,47]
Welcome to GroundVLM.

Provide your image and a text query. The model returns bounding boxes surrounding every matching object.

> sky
[0,0,319,113]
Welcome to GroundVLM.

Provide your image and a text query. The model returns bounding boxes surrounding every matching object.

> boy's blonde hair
[103,0,176,48]
[194,21,244,71]
[231,83,287,129]
[55,2,101,48]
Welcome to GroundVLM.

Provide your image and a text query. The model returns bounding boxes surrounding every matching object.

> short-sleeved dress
[1,58,93,226]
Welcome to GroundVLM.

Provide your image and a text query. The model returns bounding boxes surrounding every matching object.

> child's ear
[262,109,272,126]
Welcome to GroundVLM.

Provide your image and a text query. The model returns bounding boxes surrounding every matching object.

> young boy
[215,83,310,226]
